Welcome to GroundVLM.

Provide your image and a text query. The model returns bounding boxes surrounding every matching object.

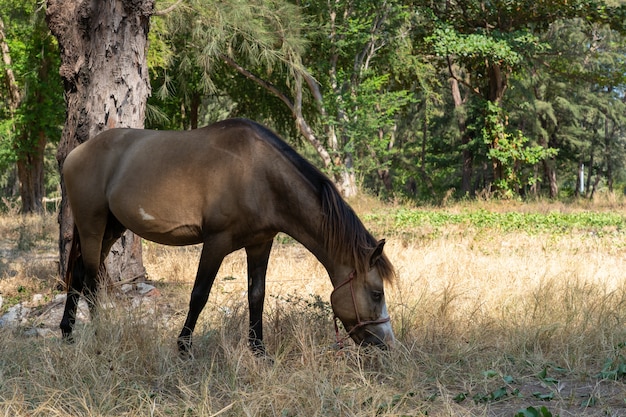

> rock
[0,303,31,327]
[23,328,57,338]
[32,294,45,305]
[1,283,164,337]
[136,282,159,296]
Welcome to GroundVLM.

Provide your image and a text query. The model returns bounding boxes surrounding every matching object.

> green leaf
[515,406,553,417]
[532,391,555,401]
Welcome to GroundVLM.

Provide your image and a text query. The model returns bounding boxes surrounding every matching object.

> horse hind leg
[84,215,127,319]
[59,229,103,340]
[59,213,125,340]
[60,244,85,341]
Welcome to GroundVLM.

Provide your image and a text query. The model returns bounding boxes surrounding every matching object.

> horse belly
[109,200,205,246]
[137,226,204,246]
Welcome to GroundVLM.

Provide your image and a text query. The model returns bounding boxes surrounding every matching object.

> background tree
[147,0,352,192]
[0,0,64,212]
[1,0,624,217]
[420,0,625,197]
[46,0,153,281]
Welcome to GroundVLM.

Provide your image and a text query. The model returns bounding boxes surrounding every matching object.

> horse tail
[64,224,82,290]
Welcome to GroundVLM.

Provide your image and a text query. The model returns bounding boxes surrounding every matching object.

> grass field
[1,196,626,416]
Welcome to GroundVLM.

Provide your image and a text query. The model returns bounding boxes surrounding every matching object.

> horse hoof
[61,331,75,344]
[249,338,267,354]
[177,337,192,358]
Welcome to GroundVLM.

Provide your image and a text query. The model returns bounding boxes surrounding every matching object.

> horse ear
[369,239,386,269]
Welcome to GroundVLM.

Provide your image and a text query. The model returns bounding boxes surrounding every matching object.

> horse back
[63,119,286,247]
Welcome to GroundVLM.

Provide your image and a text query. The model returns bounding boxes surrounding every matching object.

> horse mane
[245,119,395,283]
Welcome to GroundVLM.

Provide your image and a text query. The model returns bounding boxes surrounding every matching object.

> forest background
[1,0,626,213]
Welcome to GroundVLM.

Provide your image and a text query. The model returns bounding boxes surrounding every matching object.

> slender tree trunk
[326,0,358,198]
[47,0,153,281]
[0,16,38,212]
[604,114,614,192]
[585,156,594,197]
[486,63,509,190]
[16,131,46,213]
[542,159,558,198]
[17,41,55,214]
[538,122,558,199]
[450,76,472,196]
[418,112,435,196]
[189,93,200,130]
[0,17,20,110]
[575,162,584,197]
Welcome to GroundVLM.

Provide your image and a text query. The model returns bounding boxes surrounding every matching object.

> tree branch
[154,0,183,16]
[219,53,295,112]
[446,55,482,99]
[220,53,334,169]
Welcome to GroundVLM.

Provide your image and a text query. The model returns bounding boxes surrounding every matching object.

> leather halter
[331,270,391,348]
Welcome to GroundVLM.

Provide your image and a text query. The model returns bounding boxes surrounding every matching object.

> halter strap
[331,270,390,349]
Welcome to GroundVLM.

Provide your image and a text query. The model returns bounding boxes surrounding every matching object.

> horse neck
[276,183,352,286]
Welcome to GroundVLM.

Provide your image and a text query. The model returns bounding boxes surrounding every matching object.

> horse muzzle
[348,318,395,349]
[335,314,395,349]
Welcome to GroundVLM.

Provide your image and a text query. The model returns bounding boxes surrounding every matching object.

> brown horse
[60,118,395,354]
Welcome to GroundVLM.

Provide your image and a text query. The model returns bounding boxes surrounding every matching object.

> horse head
[330,240,395,348]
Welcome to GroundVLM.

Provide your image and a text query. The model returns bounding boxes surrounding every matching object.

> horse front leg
[246,240,273,355]
[177,242,225,356]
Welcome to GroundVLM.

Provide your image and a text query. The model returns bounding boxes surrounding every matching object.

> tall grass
[1,200,626,416]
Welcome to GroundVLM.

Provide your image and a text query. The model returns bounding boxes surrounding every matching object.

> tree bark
[47,0,153,281]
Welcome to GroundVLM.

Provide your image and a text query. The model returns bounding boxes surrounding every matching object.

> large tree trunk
[47,0,153,281]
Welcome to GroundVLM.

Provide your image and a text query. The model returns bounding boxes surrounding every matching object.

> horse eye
[371,291,383,302]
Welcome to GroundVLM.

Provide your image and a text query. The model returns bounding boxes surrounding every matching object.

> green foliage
[148,0,305,131]
[0,0,63,202]
[365,208,626,236]
[515,406,555,417]
[340,73,415,179]
[481,102,559,197]
[2,0,626,204]
[428,26,527,67]
[597,342,626,380]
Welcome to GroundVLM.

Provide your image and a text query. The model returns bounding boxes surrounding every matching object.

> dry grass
[1,199,626,416]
